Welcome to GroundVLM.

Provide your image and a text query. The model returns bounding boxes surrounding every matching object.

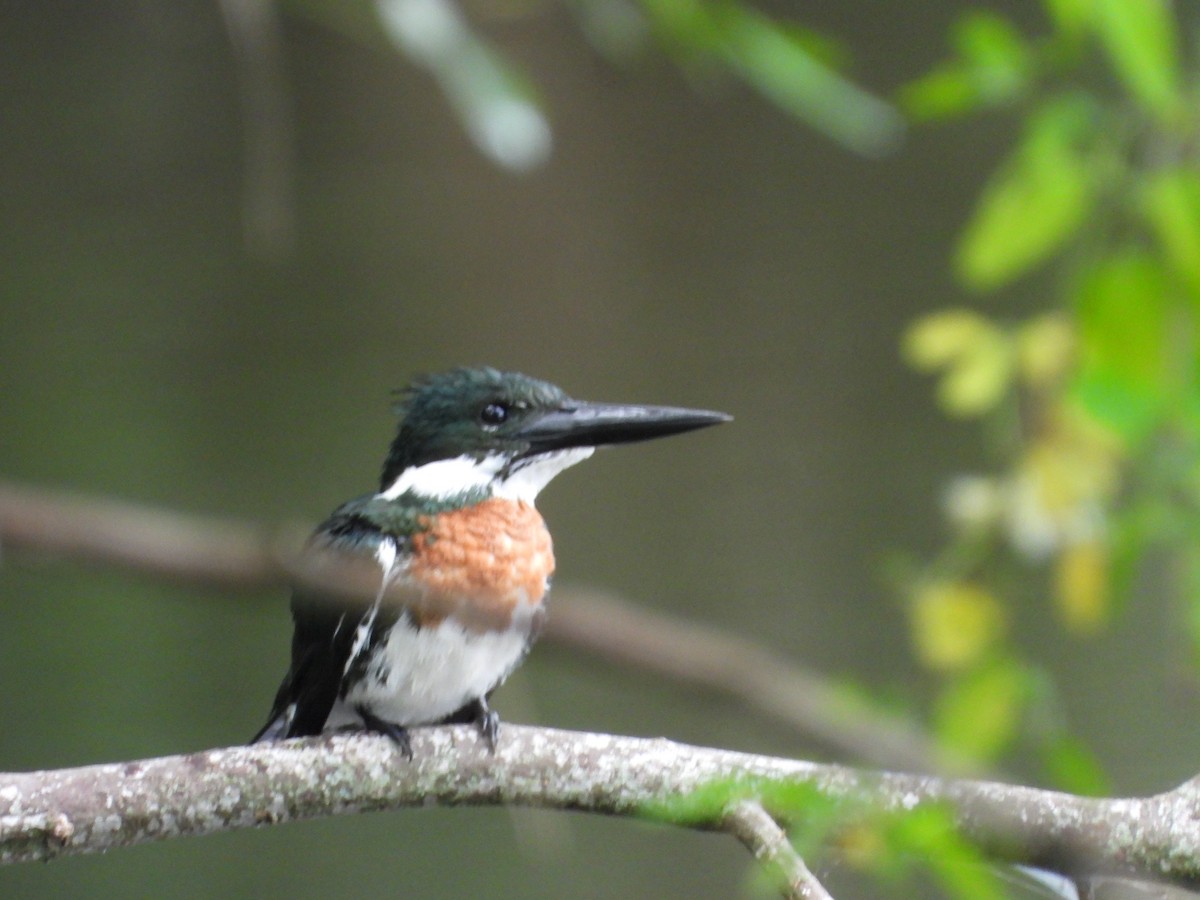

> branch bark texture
[3,725,1200,891]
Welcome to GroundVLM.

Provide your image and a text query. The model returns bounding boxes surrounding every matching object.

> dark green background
[1,2,1193,897]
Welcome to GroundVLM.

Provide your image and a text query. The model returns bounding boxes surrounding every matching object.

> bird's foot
[441,697,501,753]
[476,705,500,754]
[355,705,413,760]
[462,696,500,753]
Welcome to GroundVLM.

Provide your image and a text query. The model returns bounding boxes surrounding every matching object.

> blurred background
[2,0,1198,897]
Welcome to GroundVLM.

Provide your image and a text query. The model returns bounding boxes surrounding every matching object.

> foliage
[644,777,1005,900]
[296,0,903,167]
[256,0,1197,889]
[630,0,903,155]
[900,0,1199,790]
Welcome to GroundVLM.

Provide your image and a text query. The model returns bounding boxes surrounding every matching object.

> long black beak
[516,401,731,454]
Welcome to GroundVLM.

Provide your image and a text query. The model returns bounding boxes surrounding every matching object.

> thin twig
[725,800,834,900]
[0,481,957,773]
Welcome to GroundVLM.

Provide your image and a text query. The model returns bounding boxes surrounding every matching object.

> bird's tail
[250,711,290,743]
[250,673,295,743]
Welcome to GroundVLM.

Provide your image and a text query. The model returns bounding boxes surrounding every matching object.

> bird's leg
[355,704,413,760]
[473,696,500,753]
[441,696,500,753]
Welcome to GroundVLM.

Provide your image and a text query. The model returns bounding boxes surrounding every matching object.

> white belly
[329,613,533,730]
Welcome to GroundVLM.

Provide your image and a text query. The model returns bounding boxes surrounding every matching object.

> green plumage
[381,367,568,488]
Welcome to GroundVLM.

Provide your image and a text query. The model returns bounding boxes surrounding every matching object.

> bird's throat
[379,447,594,505]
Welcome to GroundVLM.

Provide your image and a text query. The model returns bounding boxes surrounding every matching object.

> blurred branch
[548,588,969,776]
[0,481,954,774]
[0,482,301,589]
[724,799,833,900]
[217,0,297,262]
[2,724,1200,892]
[0,481,961,774]
[375,0,552,171]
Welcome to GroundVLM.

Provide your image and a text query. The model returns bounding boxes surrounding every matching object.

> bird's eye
[480,402,508,427]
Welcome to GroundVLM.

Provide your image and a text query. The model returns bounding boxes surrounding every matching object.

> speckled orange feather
[406,497,554,631]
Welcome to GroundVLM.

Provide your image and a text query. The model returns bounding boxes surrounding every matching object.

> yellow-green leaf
[956,98,1094,290]
[1071,250,1168,442]
[1054,540,1110,632]
[934,658,1028,761]
[1042,0,1092,36]
[911,581,1007,671]
[900,11,1029,120]
[903,310,1014,417]
[899,63,980,121]
[1141,168,1200,299]
[902,308,992,370]
[1093,0,1183,124]
[951,11,1030,102]
[1016,313,1075,387]
[937,327,1013,416]
[1040,732,1111,796]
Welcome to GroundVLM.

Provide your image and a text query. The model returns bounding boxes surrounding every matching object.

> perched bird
[254,367,729,754]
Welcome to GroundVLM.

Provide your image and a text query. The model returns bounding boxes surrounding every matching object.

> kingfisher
[253,367,729,754]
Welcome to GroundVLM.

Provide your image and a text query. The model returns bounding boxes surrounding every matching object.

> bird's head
[378,367,729,504]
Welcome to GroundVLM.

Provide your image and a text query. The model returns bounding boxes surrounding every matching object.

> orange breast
[406,498,555,631]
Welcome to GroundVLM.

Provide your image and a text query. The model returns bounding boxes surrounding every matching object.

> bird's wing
[251,584,358,741]
[252,499,407,742]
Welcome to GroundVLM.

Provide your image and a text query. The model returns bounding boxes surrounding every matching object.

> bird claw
[477,708,500,753]
[356,705,414,760]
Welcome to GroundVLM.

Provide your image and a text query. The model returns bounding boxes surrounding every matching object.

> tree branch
[724,799,834,899]
[548,587,965,775]
[4,483,1200,890]
[0,481,953,773]
[2,725,1199,890]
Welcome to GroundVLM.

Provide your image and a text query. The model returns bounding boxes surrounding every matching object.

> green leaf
[848,804,1005,900]
[1039,732,1111,795]
[952,11,1025,62]
[899,63,982,121]
[951,11,1031,101]
[899,11,1030,121]
[934,657,1029,761]
[642,777,840,833]
[1071,250,1169,443]
[1092,0,1183,124]
[956,96,1095,290]
[716,5,905,156]
[641,777,747,825]
[641,0,904,155]
[1106,499,1157,603]
[911,580,1007,670]
[1141,168,1200,299]
[891,806,1007,900]
[760,782,843,858]
[1042,0,1093,35]
[637,0,724,55]
[903,309,1015,417]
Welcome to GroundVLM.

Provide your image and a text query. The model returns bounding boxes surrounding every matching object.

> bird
[253,366,730,755]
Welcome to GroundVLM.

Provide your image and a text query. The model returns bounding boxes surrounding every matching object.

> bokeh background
[1,1,1194,897]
